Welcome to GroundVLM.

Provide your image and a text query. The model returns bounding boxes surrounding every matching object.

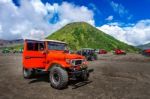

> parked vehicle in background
[95,49,99,53]
[12,48,23,53]
[23,39,93,89]
[12,49,19,53]
[99,49,107,54]
[77,48,98,61]
[19,48,23,53]
[2,48,10,53]
[114,49,126,55]
[141,49,150,56]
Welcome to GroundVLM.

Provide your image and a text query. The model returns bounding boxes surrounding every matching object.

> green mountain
[46,22,139,52]
[137,43,150,49]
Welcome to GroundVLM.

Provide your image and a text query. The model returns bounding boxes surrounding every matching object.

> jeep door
[23,40,46,69]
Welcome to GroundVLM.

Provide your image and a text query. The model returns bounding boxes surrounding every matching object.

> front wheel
[80,70,89,81]
[49,66,68,89]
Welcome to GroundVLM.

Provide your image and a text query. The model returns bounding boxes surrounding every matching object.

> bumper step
[70,68,94,75]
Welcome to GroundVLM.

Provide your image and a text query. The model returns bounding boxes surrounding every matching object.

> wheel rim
[52,71,60,83]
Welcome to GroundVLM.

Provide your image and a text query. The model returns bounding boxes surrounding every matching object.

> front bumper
[70,68,94,75]
[69,68,94,80]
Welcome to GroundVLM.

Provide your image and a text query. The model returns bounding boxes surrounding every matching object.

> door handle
[25,56,31,59]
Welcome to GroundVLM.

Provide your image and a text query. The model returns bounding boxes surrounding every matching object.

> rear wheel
[123,53,126,55]
[23,68,33,79]
[90,56,95,61]
[49,66,68,89]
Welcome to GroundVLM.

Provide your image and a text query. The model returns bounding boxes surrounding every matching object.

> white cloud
[88,3,101,15]
[0,0,11,3]
[0,24,2,32]
[105,15,113,21]
[0,24,2,38]
[30,0,47,15]
[98,19,150,46]
[110,1,133,20]
[0,0,94,40]
[58,2,94,26]
[110,1,128,17]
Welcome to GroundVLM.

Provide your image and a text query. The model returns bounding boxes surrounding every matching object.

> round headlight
[83,59,87,64]
[66,59,71,64]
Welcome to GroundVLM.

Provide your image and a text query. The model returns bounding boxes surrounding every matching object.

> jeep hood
[65,53,84,59]
[48,50,84,60]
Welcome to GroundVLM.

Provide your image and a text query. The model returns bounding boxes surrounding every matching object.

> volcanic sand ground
[0,53,150,99]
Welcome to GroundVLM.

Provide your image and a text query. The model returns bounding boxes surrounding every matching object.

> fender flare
[45,61,71,71]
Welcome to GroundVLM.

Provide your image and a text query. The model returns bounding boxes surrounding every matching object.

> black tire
[23,68,33,79]
[90,56,95,61]
[49,66,68,89]
[94,55,98,60]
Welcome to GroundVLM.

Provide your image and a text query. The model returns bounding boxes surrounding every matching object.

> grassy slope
[11,44,23,50]
[47,22,139,52]
[2,44,23,50]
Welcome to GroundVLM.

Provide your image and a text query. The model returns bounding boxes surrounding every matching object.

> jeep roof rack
[81,48,94,50]
[24,39,66,44]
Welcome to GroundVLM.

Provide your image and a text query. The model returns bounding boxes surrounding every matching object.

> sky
[0,0,150,46]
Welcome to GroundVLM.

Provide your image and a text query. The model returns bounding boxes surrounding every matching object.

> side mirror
[42,50,49,54]
[64,50,69,53]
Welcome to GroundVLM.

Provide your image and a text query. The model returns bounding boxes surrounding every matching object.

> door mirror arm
[42,50,49,54]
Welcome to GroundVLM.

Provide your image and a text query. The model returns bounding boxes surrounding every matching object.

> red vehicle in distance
[114,49,126,55]
[142,49,150,56]
[99,49,107,54]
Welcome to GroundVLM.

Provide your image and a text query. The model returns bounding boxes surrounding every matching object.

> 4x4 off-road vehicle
[23,39,93,89]
[113,49,126,55]
[77,48,98,61]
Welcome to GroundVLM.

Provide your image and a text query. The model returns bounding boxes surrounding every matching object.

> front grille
[71,60,82,66]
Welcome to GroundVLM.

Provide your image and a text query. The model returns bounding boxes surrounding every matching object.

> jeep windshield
[48,42,66,50]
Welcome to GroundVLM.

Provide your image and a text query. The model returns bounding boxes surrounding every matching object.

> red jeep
[22,39,93,89]
[114,49,126,55]
[142,49,150,56]
[99,49,107,54]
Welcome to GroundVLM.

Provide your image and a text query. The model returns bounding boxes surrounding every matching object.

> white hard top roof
[24,39,66,44]
[81,48,94,50]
